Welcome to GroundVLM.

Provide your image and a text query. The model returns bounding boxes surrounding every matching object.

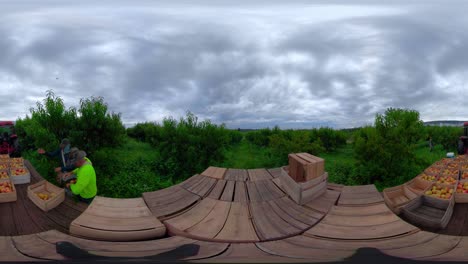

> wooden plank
[267,168,283,178]
[208,180,227,200]
[147,191,200,218]
[264,179,285,199]
[205,242,297,263]
[274,197,323,225]
[190,177,217,197]
[341,185,379,194]
[250,202,301,241]
[234,181,248,202]
[278,231,437,251]
[12,233,66,260]
[320,211,401,227]
[201,167,226,180]
[85,204,154,218]
[143,186,191,207]
[91,196,146,207]
[422,236,468,261]
[0,203,17,236]
[73,214,163,231]
[9,184,41,235]
[215,202,259,242]
[382,234,461,259]
[186,200,231,239]
[224,169,248,181]
[248,169,273,181]
[180,174,204,189]
[254,180,275,201]
[304,189,340,214]
[0,236,37,261]
[256,239,354,261]
[37,230,228,260]
[220,181,235,202]
[267,200,309,230]
[164,198,217,231]
[246,181,262,202]
[304,220,418,240]
[328,203,391,216]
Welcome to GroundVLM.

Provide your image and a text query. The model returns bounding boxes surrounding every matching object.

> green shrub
[353,108,424,187]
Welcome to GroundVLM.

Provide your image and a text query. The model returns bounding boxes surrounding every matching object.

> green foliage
[424,126,462,152]
[353,108,424,186]
[15,90,125,154]
[269,130,325,165]
[128,112,236,181]
[311,127,348,152]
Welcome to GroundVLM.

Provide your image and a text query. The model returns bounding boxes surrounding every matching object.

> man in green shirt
[65,150,97,204]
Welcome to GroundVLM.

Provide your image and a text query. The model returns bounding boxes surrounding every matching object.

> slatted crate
[0,178,17,203]
[27,180,65,212]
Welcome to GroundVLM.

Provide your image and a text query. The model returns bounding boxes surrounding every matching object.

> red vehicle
[0,121,16,155]
[458,122,468,155]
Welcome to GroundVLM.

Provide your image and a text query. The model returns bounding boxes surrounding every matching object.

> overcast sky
[1,0,467,129]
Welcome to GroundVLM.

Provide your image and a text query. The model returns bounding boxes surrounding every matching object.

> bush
[15,90,126,154]
[128,112,234,181]
[353,108,424,187]
[424,126,462,152]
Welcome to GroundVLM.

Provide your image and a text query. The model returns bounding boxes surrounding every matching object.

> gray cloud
[0,1,467,128]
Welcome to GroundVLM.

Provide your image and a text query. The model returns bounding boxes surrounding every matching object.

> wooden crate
[461,170,468,180]
[435,174,458,185]
[383,184,419,214]
[417,172,437,182]
[287,153,325,182]
[280,166,328,205]
[404,176,432,195]
[424,166,442,177]
[0,154,9,159]
[455,180,468,203]
[27,180,65,212]
[401,194,454,230]
[0,169,9,180]
[296,152,325,181]
[424,183,456,201]
[0,179,17,203]
[10,167,30,185]
[0,162,9,170]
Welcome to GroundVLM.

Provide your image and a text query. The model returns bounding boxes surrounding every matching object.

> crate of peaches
[455,180,468,203]
[424,166,443,177]
[436,175,458,185]
[418,173,436,182]
[424,183,455,201]
[440,168,460,179]
[27,180,65,212]
[0,179,17,203]
[0,170,9,180]
[0,163,9,171]
[10,167,30,185]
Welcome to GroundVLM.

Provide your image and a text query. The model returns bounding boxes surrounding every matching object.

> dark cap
[61,138,70,145]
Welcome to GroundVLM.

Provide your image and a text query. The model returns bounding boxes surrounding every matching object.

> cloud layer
[1,1,467,128]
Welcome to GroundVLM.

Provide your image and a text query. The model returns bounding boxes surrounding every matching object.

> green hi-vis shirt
[70,157,97,199]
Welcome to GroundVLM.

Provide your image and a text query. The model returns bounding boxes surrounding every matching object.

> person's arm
[70,168,90,195]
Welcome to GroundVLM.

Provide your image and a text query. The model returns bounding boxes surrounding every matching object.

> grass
[215,139,284,169]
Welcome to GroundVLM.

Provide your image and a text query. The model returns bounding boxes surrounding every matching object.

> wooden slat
[246,181,262,202]
[305,220,418,240]
[164,198,217,231]
[320,211,401,227]
[250,201,302,241]
[234,181,248,202]
[208,180,227,200]
[215,202,259,242]
[328,203,391,216]
[36,230,229,260]
[267,200,309,230]
[256,238,354,261]
[224,169,248,181]
[267,168,283,178]
[12,233,66,260]
[190,177,217,197]
[422,236,468,261]
[273,197,323,225]
[220,181,235,202]
[264,179,285,199]
[382,234,461,259]
[304,189,340,214]
[186,200,231,239]
[0,203,18,236]
[0,236,37,261]
[254,180,275,201]
[201,167,226,180]
[143,187,200,218]
[205,243,301,263]
[248,169,273,181]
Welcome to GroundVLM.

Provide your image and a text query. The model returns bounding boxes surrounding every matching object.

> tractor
[458,122,468,155]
